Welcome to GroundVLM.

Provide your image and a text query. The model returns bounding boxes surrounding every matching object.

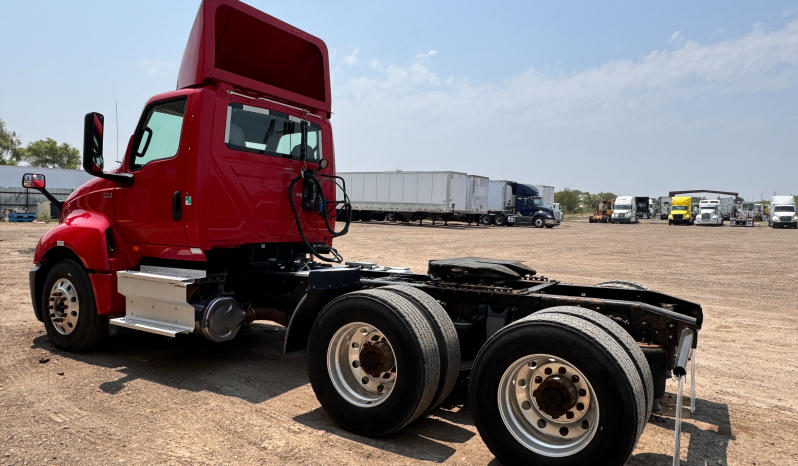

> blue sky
[1,1,797,199]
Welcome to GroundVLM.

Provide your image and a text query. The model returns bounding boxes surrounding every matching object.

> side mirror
[81,112,133,185]
[318,158,329,169]
[22,173,46,188]
[83,112,105,174]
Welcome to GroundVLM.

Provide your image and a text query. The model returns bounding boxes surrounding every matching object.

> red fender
[34,209,111,272]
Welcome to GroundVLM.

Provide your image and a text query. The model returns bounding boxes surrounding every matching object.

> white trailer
[534,185,555,208]
[337,171,482,223]
[466,175,490,214]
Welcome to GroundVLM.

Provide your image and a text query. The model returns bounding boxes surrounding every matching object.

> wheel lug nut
[578,389,586,397]
[572,375,579,383]
[534,376,542,384]
[544,368,552,375]
[361,376,369,385]
[566,411,574,419]
[558,367,566,375]
[559,427,569,436]
[576,402,585,411]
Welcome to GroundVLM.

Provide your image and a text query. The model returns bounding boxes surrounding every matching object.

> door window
[224,103,322,162]
[131,99,187,170]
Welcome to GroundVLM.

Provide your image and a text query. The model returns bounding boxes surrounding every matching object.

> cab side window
[131,99,187,170]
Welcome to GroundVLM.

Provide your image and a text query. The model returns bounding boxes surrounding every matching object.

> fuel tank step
[109,316,193,337]
[111,266,210,337]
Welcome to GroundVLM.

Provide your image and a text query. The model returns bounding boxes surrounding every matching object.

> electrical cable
[288,171,351,263]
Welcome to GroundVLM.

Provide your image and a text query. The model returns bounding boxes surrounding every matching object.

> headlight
[773,216,779,221]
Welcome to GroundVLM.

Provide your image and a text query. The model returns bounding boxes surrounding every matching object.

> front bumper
[29,265,43,322]
[695,218,722,225]
[772,221,797,228]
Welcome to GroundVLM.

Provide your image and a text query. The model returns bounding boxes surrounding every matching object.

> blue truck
[484,180,561,228]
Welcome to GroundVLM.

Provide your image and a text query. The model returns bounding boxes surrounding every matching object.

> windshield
[521,197,543,207]
[774,205,795,212]
[673,205,689,211]
[614,204,631,210]
[225,103,322,161]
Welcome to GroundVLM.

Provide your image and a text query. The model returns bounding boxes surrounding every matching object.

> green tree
[581,192,617,212]
[18,138,81,169]
[0,118,23,165]
[554,188,582,213]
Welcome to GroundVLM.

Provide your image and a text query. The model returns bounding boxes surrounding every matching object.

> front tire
[41,260,107,352]
[533,217,545,228]
[307,289,440,436]
[470,313,646,466]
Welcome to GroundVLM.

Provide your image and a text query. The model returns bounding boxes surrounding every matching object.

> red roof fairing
[177,0,331,115]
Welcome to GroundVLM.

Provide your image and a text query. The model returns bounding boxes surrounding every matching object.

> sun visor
[177,0,331,114]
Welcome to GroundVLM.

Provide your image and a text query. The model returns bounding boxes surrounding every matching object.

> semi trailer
[335,171,485,224]
[23,2,701,465]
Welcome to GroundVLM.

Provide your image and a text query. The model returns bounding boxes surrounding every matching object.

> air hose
[288,170,352,263]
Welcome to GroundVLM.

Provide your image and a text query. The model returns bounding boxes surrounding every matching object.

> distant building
[0,166,93,215]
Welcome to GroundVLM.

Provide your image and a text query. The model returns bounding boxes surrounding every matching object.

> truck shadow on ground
[628,394,734,466]
[30,323,477,463]
[292,373,478,463]
[31,322,307,404]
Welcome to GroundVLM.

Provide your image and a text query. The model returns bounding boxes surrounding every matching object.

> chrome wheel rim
[327,322,397,408]
[48,279,80,335]
[498,354,599,457]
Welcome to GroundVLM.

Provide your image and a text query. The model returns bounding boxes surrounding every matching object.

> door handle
[172,191,182,222]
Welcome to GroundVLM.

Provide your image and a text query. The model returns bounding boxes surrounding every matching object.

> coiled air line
[288,120,352,263]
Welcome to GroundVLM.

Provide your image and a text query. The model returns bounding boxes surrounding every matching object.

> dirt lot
[1,220,797,465]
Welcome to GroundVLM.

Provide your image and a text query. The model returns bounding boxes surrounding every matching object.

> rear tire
[538,307,654,419]
[481,215,493,226]
[386,212,397,222]
[494,215,506,226]
[307,289,440,436]
[41,260,107,352]
[470,313,646,466]
[380,285,460,412]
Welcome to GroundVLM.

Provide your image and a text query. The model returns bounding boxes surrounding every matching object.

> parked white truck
[611,196,639,224]
[695,199,724,226]
[769,195,797,228]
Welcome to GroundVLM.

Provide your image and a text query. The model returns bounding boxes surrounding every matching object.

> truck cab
[695,200,723,226]
[610,196,638,224]
[770,195,797,228]
[669,197,693,225]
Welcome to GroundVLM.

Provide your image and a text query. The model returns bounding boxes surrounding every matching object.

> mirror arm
[29,187,63,216]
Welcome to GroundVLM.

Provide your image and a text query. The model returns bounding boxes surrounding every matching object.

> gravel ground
[1,220,796,465]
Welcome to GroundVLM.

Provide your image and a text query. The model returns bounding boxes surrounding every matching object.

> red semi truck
[23,2,702,464]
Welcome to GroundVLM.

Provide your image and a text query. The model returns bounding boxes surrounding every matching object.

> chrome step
[109,316,193,337]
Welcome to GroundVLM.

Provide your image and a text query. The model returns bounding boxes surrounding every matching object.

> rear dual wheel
[307,287,459,436]
[470,309,647,466]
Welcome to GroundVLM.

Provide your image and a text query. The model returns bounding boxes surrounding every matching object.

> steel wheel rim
[48,278,80,335]
[498,354,599,457]
[327,322,397,408]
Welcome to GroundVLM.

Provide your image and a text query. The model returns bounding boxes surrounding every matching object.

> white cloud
[138,59,177,77]
[344,48,359,66]
[331,20,798,195]
[370,59,383,71]
[669,30,682,42]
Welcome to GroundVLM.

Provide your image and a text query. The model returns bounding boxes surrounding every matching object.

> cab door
[115,97,189,246]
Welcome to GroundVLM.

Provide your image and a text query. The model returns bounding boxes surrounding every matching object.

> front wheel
[41,260,107,352]
[533,217,545,228]
[470,313,646,466]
